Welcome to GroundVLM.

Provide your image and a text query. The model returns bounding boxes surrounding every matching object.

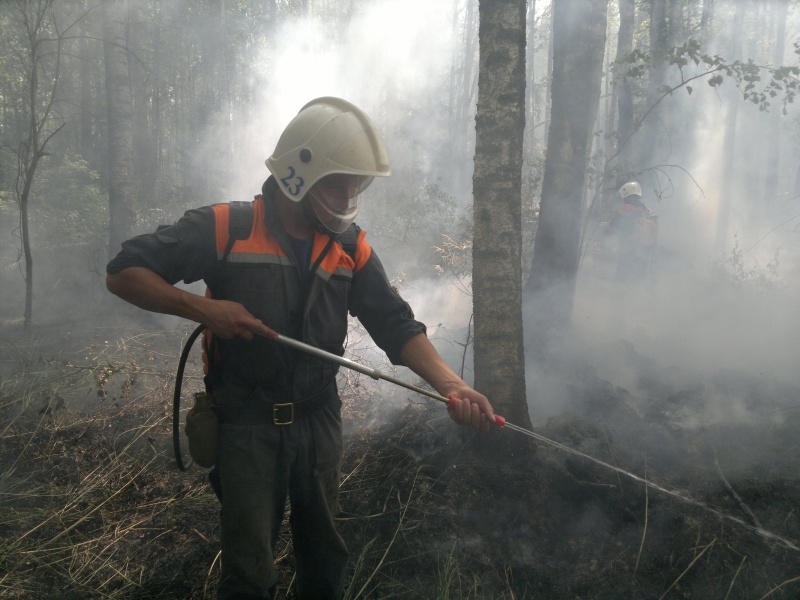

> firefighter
[106,97,496,600]
[611,180,657,282]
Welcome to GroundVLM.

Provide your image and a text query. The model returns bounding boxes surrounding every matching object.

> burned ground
[0,321,798,599]
[335,362,800,600]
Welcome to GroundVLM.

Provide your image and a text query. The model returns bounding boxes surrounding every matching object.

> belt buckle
[273,402,294,426]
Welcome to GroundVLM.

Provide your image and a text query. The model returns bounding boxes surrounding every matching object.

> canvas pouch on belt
[185,391,218,468]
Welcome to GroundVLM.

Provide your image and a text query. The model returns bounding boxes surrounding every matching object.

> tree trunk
[638,0,669,171]
[20,166,36,329]
[153,10,163,182]
[12,0,63,329]
[79,17,93,163]
[615,0,635,180]
[715,2,743,252]
[20,30,41,330]
[103,0,137,258]
[447,0,478,196]
[543,7,553,144]
[525,0,608,347]
[525,0,536,129]
[668,0,683,47]
[700,0,715,34]
[764,0,787,211]
[128,2,153,208]
[472,0,530,430]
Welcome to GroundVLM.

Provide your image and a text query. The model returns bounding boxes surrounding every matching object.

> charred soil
[1,322,798,599]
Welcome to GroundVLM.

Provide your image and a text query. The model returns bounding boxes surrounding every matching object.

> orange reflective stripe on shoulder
[211,199,288,264]
[311,233,339,276]
[212,198,371,276]
[311,228,372,277]
[353,228,372,271]
[312,232,354,278]
[211,203,231,254]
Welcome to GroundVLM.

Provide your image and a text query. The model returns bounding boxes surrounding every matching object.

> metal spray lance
[268,332,800,553]
[270,333,506,420]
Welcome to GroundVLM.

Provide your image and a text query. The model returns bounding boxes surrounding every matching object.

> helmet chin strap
[301,196,337,236]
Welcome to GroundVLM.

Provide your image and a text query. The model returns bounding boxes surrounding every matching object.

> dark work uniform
[107,179,425,599]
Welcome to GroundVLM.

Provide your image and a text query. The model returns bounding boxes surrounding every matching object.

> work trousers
[215,400,348,600]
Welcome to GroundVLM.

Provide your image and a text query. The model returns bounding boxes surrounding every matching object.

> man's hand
[446,389,494,431]
[399,333,496,432]
[201,298,278,341]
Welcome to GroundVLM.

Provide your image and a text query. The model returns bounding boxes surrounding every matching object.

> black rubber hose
[173,324,205,471]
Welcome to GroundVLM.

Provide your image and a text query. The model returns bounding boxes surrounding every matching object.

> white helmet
[265,97,390,232]
[619,181,642,199]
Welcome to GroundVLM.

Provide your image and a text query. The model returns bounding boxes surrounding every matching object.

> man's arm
[106,267,277,341]
[399,332,495,431]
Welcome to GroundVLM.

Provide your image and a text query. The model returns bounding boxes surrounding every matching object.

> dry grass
[0,326,495,599]
[1,323,799,599]
[0,328,219,599]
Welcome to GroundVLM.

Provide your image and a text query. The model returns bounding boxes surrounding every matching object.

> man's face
[307,173,372,233]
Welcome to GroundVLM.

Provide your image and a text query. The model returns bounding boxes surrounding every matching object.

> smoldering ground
[2,0,800,597]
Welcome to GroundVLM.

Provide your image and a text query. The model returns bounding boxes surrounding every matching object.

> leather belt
[215,383,333,426]
[272,402,295,426]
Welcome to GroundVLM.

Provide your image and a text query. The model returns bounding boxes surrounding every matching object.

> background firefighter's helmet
[619,181,642,199]
[265,97,391,203]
